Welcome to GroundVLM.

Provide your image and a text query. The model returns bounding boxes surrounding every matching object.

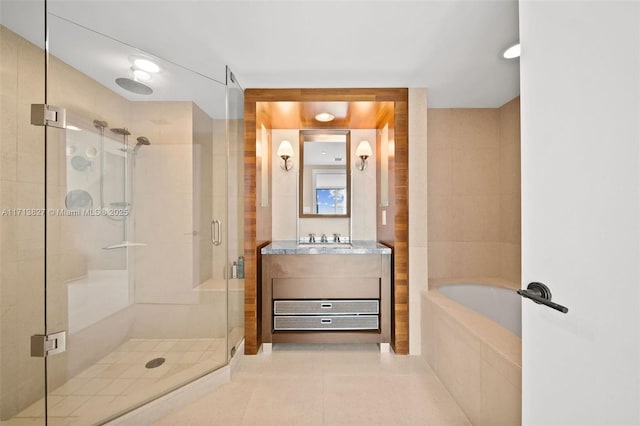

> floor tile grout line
[6,337,228,425]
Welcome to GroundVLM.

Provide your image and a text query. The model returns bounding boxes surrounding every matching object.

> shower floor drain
[145,357,166,369]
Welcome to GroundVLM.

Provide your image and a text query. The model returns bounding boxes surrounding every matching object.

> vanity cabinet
[261,247,391,344]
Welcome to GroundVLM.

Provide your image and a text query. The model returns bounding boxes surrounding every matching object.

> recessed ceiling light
[503,43,520,59]
[134,58,160,73]
[315,112,335,122]
[66,125,81,131]
[132,69,152,82]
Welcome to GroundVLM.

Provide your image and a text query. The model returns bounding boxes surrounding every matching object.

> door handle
[211,219,222,246]
[517,282,569,313]
[210,220,215,244]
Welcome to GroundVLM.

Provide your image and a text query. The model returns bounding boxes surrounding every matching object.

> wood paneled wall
[244,88,409,355]
[243,95,272,354]
[376,96,409,354]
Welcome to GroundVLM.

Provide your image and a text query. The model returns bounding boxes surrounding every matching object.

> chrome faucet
[333,233,341,243]
[309,233,316,243]
[321,233,328,243]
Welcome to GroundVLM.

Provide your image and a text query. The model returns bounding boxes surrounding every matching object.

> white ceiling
[1,0,520,108]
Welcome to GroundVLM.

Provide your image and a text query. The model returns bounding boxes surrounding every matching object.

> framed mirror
[299,130,350,218]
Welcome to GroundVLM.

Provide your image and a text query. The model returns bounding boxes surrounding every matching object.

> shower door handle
[214,220,222,246]
[211,219,222,246]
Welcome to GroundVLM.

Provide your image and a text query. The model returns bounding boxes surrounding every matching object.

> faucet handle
[333,233,341,243]
[309,233,316,243]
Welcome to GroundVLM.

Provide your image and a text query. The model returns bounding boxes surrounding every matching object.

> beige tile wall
[132,102,196,304]
[212,118,231,278]
[421,291,522,426]
[409,88,429,355]
[194,105,214,284]
[427,99,521,285]
[498,98,521,284]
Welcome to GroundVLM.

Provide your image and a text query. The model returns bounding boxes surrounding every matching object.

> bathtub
[437,283,522,337]
[421,280,522,426]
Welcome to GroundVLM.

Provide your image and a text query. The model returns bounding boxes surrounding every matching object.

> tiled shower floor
[1,337,228,426]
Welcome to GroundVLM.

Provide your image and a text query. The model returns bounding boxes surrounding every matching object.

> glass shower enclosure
[0,2,244,424]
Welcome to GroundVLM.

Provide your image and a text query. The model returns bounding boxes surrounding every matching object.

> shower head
[110,128,131,136]
[133,136,151,153]
[115,77,153,95]
[93,120,108,130]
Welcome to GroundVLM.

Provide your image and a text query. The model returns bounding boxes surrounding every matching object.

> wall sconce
[355,140,373,171]
[277,140,294,171]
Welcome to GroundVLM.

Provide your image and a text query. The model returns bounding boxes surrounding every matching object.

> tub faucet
[321,233,328,243]
[309,233,316,243]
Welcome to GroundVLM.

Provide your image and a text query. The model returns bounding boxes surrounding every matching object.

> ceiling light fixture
[65,125,81,131]
[132,69,152,82]
[503,43,520,59]
[134,58,160,73]
[315,112,335,122]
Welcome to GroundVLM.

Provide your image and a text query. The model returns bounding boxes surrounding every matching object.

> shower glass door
[0,1,47,423]
[226,67,245,358]
[42,13,231,424]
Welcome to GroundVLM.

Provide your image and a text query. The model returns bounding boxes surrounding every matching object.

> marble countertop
[261,240,391,255]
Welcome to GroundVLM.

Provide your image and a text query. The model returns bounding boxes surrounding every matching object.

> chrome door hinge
[30,104,66,129]
[31,331,66,357]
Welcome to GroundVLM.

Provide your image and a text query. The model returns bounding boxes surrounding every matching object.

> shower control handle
[211,219,222,246]
[518,282,569,314]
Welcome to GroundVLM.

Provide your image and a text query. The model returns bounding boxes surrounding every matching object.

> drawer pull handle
[321,303,332,309]
[321,319,332,324]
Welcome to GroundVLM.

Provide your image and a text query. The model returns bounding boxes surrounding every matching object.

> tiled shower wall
[427,98,521,285]
[132,101,211,305]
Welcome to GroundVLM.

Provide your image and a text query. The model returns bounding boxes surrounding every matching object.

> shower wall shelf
[102,241,148,250]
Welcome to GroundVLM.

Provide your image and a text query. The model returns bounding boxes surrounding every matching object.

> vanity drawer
[274,315,379,331]
[274,300,379,315]
[272,278,379,299]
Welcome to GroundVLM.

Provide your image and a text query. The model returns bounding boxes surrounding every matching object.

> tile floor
[1,337,228,426]
[155,344,471,426]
